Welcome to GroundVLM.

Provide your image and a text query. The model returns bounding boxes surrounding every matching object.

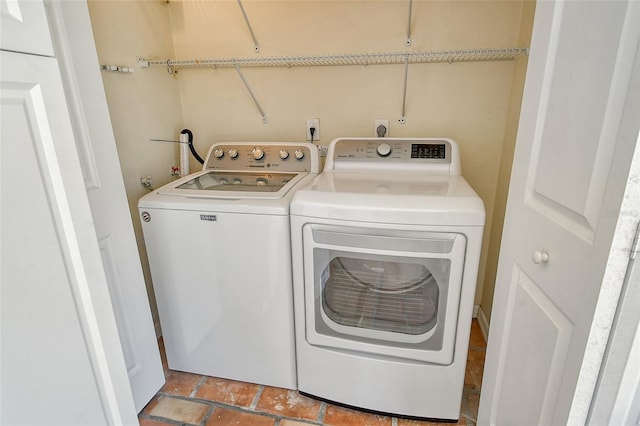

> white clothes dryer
[290,138,485,420]
[139,142,319,390]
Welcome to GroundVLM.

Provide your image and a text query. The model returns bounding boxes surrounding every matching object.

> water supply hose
[180,128,204,165]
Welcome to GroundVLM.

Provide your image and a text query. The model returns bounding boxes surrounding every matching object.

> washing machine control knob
[228,148,238,159]
[294,149,305,160]
[376,142,392,157]
[252,147,264,160]
[279,149,289,159]
[213,148,225,159]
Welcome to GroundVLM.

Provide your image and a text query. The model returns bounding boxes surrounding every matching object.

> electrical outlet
[375,119,389,137]
[306,118,320,142]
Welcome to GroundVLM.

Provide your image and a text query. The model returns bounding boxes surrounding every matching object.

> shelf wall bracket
[237,0,260,53]
[234,65,267,123]
[406,0,413,46]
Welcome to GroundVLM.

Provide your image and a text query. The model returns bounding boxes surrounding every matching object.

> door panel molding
[0,0,54,55]
[493,266,573,425]
[99,235,141,376]
[46,0,102,190]
[525,1,631,243]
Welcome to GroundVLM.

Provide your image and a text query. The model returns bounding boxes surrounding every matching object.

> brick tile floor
[138,320,486,426]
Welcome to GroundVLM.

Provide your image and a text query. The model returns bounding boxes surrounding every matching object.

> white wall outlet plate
[375,119,389,137]
[306,118,320,142]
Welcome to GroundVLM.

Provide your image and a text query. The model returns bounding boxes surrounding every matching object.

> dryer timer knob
[252,147,264,160]
[376,143,392,157]
[294,149,305,160]
[279,149,289,159]
[213,148,224,159]
[228,149,238,158]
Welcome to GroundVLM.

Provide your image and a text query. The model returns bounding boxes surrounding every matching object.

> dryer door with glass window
[302,224,466,364]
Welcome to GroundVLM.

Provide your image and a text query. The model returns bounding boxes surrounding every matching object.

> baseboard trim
[477,306,490,343]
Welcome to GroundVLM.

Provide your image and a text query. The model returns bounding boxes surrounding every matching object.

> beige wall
[87,0,184,330]
[169,0,533,308]
[88,0,535,329]
[480,1,536,323]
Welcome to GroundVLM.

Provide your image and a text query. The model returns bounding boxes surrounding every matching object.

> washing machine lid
[290,171,485,226]
[139,172,318,215]
[156,170,307,200]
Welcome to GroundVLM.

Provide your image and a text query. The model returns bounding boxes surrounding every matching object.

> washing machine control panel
[205,143,317,172]
[332,139,452,164]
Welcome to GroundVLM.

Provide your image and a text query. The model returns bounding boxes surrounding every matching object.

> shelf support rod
[399,55,409,124]
[237,0,260,53]
[405,0,413,46]
[234,65,267,123]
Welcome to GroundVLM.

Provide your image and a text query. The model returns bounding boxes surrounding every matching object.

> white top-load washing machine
[139,142,319,390]
[290,137,484,420]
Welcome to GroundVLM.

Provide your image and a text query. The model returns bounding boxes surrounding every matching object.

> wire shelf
[138,47,528,71]
[137,47,528,123]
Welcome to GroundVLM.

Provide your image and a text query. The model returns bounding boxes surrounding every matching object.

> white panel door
[479,1,640,425]
[0,49,137,425]
[45,0,165,412]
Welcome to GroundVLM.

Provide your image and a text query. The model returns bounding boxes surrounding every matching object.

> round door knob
[252,147,264,160]
[279,149,289,159]
[294,149,305,160]
[228,149,238,158]
[213,148,224,158]
[377,142,392,157]
[532,251,550,264]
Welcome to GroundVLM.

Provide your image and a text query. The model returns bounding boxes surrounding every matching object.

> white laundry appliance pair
[139,137,484,421]
[290,137,485,421]
[139,142,320,390]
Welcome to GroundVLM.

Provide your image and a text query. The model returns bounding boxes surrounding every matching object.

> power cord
[309,127,316,142]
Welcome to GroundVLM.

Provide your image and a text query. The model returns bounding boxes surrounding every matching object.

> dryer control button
[252,147,264,160]
[294,149,305,160]
[228,149,239,158]
[279,149,289,159]
[376,143,392,157]
[213,148,225,158]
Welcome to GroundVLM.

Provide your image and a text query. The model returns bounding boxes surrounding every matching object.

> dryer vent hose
[181,128,204,165]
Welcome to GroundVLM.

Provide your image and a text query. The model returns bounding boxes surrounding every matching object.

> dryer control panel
[204,142,320,173]
[333,139,451,163]
[326,138,461,175]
